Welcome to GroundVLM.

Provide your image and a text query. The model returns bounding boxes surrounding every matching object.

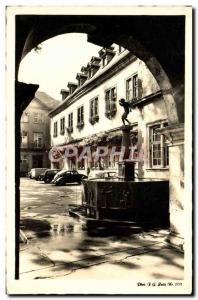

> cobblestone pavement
[19,178,184,281]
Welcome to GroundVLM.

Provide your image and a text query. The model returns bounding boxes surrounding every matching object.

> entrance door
[32,155,43,168]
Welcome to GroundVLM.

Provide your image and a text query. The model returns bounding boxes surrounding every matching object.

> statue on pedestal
[119,98,132,125]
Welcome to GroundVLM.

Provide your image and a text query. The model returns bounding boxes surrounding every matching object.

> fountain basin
[82,178,169,226]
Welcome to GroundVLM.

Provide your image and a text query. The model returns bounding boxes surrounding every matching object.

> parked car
[42,169,60,183]
[29,168,48,180]
[37,171,46,181]
[52,169,67,183]
[53,170,87,186]
[88,170,118,179]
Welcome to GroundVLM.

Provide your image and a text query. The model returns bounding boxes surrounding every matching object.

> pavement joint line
[20,241,166,275]
[34,245,170,280]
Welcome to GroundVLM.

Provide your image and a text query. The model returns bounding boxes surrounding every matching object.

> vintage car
[53,170,87,186]
[29,168,48,180]
[88,170,118,179]
[42,169,60,183]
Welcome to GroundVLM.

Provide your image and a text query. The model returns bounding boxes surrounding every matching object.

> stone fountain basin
[82,178,169,226]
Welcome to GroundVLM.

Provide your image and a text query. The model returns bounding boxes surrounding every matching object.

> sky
[18,33,101,100]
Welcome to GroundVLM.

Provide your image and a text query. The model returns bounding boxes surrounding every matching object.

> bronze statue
[119,98,132,125]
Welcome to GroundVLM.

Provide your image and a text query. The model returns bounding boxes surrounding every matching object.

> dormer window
[99,47,115,68]
[67,82,78,95]
[81,66,88,76]
[60,89,69,101]
[90,56,101,65]
[76,73,88,87]
[87,62,100,79]
[102,56,109,67]
[118,45,125,54]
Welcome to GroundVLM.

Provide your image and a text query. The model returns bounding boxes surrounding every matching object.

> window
[149,122,169,168]
[105,87,117,119]
[126,74,138,101]
[33,113,39,123]
[33,113,43,123]
[68,84,77,95]
[68,112,73,133]
[89,97,99,124]
[21,154,28,164]
[100,48,115,67]
[40,113,44,123]
[53,121,58,137]
[33,132,43,148]
[102,55,113,67]
[60,117,65,135]
[77,106,84,129]
[21,131,28,148]
[88,68,93,79]
[77,159,85,170]
[102,56,108,67]
[78,77,87,86]
[21,112,29,122]
[133,74,138,99]
[118,45,125,53]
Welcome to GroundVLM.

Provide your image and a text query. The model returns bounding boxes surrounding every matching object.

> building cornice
[156,123,184,146]
[132,90,163,108]
[49,52,137,117]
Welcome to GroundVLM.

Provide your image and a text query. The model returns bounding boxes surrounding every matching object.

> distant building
[20,91,59,175]
[49,44,169,179]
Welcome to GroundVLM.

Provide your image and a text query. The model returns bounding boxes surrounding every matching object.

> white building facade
[49,44,169,180]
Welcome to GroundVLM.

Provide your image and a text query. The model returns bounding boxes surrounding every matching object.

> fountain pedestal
[118,125,135,181]
[82,124,169,225]
[118,161,135,181]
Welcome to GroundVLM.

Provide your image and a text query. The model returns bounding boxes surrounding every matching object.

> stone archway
[17,15,185,125]
[15,14,186,278]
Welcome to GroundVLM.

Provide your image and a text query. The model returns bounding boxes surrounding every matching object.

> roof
[49,51,136,117]
[35,91,60,110]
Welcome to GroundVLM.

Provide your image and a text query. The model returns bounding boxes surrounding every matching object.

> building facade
[49,44,169,180]
[20,92,59,174]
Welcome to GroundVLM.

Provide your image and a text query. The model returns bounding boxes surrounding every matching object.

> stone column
[158,124,185,249]
[121,125,132,159]
[118,125,135,180]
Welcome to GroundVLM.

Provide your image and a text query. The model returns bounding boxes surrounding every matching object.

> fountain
[82,124,169,227]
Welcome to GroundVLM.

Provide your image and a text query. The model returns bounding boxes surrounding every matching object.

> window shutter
[95,98,98,115]
[138,78,143,99]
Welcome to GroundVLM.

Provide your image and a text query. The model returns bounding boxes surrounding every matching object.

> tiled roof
[35,91,60,109]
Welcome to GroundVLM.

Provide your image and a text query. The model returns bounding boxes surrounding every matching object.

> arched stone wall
[16,15,185,125]
[15,16,186,258]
